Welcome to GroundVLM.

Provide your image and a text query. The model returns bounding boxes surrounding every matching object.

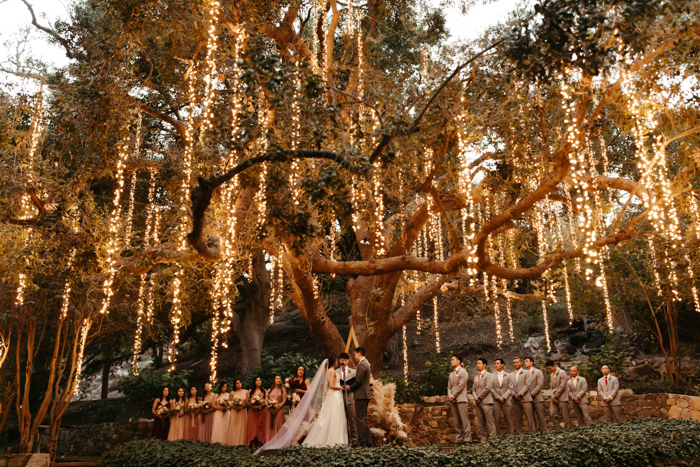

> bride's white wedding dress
[302,369,348,447]
[256,360,348,453]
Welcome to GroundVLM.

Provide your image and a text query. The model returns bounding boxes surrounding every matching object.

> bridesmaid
[198,383,216,443]
[151,387,171,440]
[226,379,248,446]
[184,386,199,440]
[246,377,266,448]
[268,375,287,440]
[210,382,230,444]
[293,366,311,399]
[167,388,186,441]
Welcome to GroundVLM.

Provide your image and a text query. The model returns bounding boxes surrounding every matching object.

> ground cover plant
[102,418,700,467]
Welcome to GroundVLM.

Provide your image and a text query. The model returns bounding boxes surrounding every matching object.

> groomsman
[546,360,572,430]
[338,352,359,446]
[447,354,471,444]
[524,357,547,432]
[472,358,496,442]
[597,364,624,423]
[491,358,513,435]
[511,357,536,434]
[568,366,592,426]
[349,347,373,447]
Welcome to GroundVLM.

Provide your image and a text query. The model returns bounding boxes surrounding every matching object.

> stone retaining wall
[44,393,700,455]
[40,419,152,456]
[398,393,700,445]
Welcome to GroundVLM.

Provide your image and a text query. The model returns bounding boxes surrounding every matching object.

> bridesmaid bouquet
[202,401,212,410]
[249,394,264,409]
[170,403,182,417]
[290,393,301,405]
[217,397,229,409]
[156,406,170,417]
[265,399,279,413]
[232,397,244,407]
[285,377,300,391]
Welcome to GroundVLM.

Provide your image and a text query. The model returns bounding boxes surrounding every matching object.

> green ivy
[103,417,700,466]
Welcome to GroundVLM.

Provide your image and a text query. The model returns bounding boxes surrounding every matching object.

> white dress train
[256,360,347,453]
[302,370,348,447]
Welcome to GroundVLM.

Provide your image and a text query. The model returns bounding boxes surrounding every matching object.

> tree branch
[368,38,505,164]
[21,0,81,60]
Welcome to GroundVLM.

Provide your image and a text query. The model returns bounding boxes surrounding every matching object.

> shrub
[633,374,700,396]
[114,369,192,413]
[417,353,462,397]
[88,400,120,424]
[381,372,423,404]
[242,352,320,389]
[103,419,700,467]
[575,333,628,386]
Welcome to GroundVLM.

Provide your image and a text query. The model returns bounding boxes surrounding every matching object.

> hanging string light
[541,301,551,352]
[99,130,132,315]
[74,318,92,395]
[401,294,408,382]
[289,66,303,205]
[432,295,440,352]
[596,247,614,333]
[269,253,278,324]
[15,273,28,308]
[131,276,147,375]
[209,281,220,384]
[373,162,386,257]
[19,90,45,220]
[123,117,142,249]
[492,275,502,349]
[60,249,77,320]
[684,252,699,312]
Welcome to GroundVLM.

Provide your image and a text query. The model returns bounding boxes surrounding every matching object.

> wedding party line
[151,349,371,450]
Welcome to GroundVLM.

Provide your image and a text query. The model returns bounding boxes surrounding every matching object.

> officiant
[338,352,359,447]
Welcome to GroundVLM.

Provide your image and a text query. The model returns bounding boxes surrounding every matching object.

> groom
[348,347,372,447]
[338,352,359,447]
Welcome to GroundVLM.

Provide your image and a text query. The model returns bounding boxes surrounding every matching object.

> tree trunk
[231,249,271,376]
[101,358,111,400]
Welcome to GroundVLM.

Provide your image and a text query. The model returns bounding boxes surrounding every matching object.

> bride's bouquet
[249,394,264,409]
[156,406,170,418]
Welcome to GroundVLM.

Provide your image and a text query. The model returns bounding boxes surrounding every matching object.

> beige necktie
[498,372,503,386]
[515,371,520,385]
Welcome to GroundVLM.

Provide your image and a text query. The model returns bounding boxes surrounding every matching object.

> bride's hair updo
[327,355,338,368]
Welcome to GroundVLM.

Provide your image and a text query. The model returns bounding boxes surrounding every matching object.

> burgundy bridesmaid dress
[152,399,171,440]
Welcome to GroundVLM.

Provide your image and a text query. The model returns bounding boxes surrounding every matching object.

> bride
[256,356,348,452]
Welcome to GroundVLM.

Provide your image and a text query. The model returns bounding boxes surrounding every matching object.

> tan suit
[529,367,548,432]
[490,371,513,435]
[338,366,358,445]
[549,367,572,430]
[448,366,471,443]
[511,368,536,434]
[568,375,591,426]
[597,374,624,423]
[472,370,496,441]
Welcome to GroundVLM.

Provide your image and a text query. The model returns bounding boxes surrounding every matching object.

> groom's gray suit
[349,357,372,447]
